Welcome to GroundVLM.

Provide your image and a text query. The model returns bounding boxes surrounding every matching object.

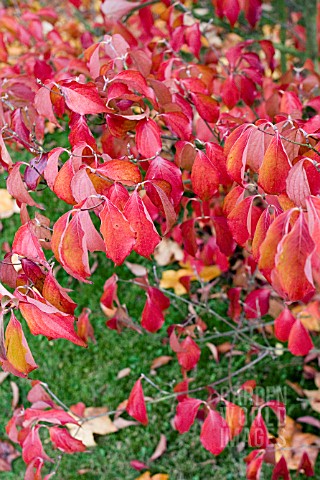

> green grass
[0,143,319,479]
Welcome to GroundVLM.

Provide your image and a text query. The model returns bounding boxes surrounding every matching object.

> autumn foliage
[0,0,319,478]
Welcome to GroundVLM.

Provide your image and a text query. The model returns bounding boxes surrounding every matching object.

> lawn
[0,139,318,480]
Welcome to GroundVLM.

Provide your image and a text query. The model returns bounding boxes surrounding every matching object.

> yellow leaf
[160,269,192,295]
[159,262,221,295]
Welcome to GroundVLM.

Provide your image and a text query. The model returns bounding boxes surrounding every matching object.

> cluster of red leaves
[6,382,85,479]
[0,0,319,478]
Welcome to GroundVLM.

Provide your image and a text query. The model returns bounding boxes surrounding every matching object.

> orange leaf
[258,133,291,194]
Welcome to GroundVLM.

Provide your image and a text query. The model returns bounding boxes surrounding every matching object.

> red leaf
[24,409,78,427]
[49,426,86,453]
[7,163,42,209]
[144,181,177,234]
[176,336,201,371]
[200,409,230,455]
[59,81,108,115]
[124,191,161,258]
[12,224,46,265]
[191,93,219,123]
[180,219,197,257]
[22,426,51,465]
[141,287,170,333]
[100,274,118,310]
[174,398,203,433]
[297,451,314,477]
[274,309,296,342]
[245,450,265,480]
[288,319,314,356]
[69,113,97,150]
[18,295,86,347]
[145,156,183,208]
[136,118,162,158]
[221,76,240,109]
[248,412,269,449]
[243,289,270,319]
[191,150,220,201]
[227,287,242,322]
[161,111,192,141]
[263,401,286,425]
[99,198,136,265]
[126,379,148,426]
[227,196,262,247]
[271,456,290,480]
[96,159,142,186]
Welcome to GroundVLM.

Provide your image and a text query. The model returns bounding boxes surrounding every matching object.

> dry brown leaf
[275,416,320,470]
[67,407,118,447]
[10,381,19,410]
[0,440,20,471]
[149,434,167,462]
[150,356,173,371]
[154,238,183,266]
[0,189,19,219]
[285,380,305,397]
[117,367,131,379]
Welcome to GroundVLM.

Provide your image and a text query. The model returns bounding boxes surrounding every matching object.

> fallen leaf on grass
[125,262,148,276]
[206,342,219,363]
[117,367,131,379]
[154,239,183,266]
[0,189,19,219]
[160,263,221,295]
[10,381,19,410]
[113,417,139,429]
[303,389,320,414]
[275,416,320,470]
[67,406,118,447]
[296,416,320,430]
[149,434,167,461]
[0,440,20,471]
[150,356,172,371]
[135,472,169,480]
[0,372,9,385]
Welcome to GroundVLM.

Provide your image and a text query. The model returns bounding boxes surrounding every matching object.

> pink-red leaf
[136,118,162,158]
[99,198,136,265]
[288,319,314,356]
[200,409,230,455]
[174,398,203,433]
[126,379,148,426]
